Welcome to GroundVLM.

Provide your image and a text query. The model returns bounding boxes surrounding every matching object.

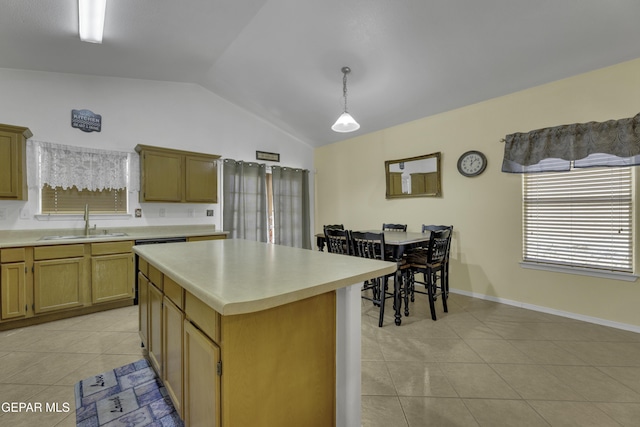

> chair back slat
[324,227,351,255]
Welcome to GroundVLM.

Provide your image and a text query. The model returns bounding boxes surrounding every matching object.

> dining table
[316,230,431,325]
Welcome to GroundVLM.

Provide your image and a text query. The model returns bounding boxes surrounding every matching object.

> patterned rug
[74,358,184,427]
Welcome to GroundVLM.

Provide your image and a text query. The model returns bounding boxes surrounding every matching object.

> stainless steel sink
[39,233,128,241]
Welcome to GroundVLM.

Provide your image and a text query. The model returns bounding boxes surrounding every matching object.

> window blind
[523,167,633,272]
[42,185,127,214]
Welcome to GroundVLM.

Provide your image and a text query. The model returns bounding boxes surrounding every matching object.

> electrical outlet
[206,210,214,217]
[159,208,166,217]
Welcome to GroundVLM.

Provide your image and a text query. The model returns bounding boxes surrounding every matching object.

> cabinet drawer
[138,257,149,278]
[1,247,26,263]
[34,244,85,260]
[148,264,163,290]
[185,291,220,343]
[91,240,133,256]
[164,276,183,309]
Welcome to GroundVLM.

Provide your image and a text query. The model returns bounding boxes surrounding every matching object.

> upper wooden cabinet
[0,123,32,201]
[136,145,220,203]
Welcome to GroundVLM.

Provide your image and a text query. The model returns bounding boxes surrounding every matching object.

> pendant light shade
[331,66,360,133]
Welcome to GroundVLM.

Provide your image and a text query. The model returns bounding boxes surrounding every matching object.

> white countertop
[0,225,227,248]
[134,239,397,316]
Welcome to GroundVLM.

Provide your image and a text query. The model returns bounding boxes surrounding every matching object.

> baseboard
[450,288,640,334]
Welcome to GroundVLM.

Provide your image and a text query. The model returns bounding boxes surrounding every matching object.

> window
[523,167,633,273]
[41,184,127,214]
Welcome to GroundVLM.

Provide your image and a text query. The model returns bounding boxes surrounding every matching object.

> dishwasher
[134,237,187,304]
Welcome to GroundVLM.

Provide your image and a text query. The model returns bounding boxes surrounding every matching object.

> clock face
[457,151,487,177]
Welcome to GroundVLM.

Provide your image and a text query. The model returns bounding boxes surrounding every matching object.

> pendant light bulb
[331,66,360,133]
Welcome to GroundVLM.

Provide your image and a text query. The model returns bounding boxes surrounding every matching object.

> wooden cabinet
[0,248,28,320]
[33,244,85,314]
[0,123,32,200]
[147,266,163,374]
[183,319,221,427]
[163,296,184,417]
[91,241,134,304]
[136,145,220,203]
[138,272,149,348]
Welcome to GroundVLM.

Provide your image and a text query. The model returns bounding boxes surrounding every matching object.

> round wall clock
[457,150,487,177]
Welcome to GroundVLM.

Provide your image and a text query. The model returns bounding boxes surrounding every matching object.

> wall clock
[457,150,487,177]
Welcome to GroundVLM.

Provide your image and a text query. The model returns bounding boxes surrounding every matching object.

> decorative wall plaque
[71,109,102,133]
[256,150,280,162]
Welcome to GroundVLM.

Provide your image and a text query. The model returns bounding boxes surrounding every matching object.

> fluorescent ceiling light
[79,0,106,43]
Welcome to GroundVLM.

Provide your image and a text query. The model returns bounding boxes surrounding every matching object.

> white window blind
[523,167,633,272]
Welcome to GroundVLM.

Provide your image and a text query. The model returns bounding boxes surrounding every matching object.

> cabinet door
[0,130,21,199]
[148,281,163,373]
[138,273,149,348]
[185,155,217,203]
[33,258,83,314]
[1,262,27,320]
[163,297,184,417]
[91,253,134,304]
[141,150,183,202]
[183,320,220,427]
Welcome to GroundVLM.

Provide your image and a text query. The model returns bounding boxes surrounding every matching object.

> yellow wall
[315,58,640,329]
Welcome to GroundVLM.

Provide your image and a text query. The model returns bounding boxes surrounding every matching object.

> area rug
[74,358,184,427]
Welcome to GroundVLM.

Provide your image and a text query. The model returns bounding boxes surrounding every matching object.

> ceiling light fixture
[78,0,107,43]
[331,66,360,133]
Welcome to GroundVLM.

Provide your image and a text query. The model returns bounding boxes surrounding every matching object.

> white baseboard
[450,288,640,334]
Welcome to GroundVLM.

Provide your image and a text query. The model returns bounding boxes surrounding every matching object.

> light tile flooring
[0,294,639,426]
[362,293,640,427]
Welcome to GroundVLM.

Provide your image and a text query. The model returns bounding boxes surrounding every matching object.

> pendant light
[331,66,360,133]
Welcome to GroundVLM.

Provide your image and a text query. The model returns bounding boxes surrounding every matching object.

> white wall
[315,58,640,329]
[0,68,314,232]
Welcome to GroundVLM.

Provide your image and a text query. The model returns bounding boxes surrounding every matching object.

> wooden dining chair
[382,223,407,232]
[324,227,351,255]
[351,231,396,327]
[406,228,451,321]
[420,225,453,300]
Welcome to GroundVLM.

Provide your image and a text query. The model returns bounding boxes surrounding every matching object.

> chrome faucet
[84,204,90,236]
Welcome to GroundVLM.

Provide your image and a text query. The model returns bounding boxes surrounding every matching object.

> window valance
[501,113,640,173]
[27,140,139,191]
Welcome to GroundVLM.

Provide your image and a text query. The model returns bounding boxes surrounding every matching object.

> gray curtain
[502,113,640,173]
[222,159,268,242]
[271,166,311,249]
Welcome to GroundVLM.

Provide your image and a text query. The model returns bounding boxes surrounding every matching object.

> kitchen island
[134,238,396,427]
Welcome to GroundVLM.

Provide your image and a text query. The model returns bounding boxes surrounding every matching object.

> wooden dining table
[316,230,431,325]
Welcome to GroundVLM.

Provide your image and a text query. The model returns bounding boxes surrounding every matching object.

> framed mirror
[385,152,441,199]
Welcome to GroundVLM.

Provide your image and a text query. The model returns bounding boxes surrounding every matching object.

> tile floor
[0,293,639,426]
[361,292,640,427]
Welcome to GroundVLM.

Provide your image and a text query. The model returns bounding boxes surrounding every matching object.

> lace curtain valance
[501,113,640,173]
[27,141,139,191]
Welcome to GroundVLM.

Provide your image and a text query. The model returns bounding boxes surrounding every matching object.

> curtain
[222,159,268,242]
[502,113,640,173]
[271,166,311,249]
[28,140,136,191]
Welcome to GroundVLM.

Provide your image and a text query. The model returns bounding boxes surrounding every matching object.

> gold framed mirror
[385,152,441,199]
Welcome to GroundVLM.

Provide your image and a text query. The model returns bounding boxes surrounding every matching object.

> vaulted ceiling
[3,0,640,147]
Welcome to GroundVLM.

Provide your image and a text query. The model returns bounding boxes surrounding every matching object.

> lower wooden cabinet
[163,297,184,417]
[138,272,149,348]
[33,257,83,314]
[1,262,27,320]
[148,281,163,373]
[183,319,221,427]
[91,253,134,304]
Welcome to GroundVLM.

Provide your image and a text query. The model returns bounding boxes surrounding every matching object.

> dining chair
[406,228,451,321]
[324,227,351,255]
[351,231,397,327]
[421,225,453,300]
[382,223,407,232]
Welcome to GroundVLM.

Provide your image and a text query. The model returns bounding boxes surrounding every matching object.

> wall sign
[256,150,280,162]
[71,109,102,133]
